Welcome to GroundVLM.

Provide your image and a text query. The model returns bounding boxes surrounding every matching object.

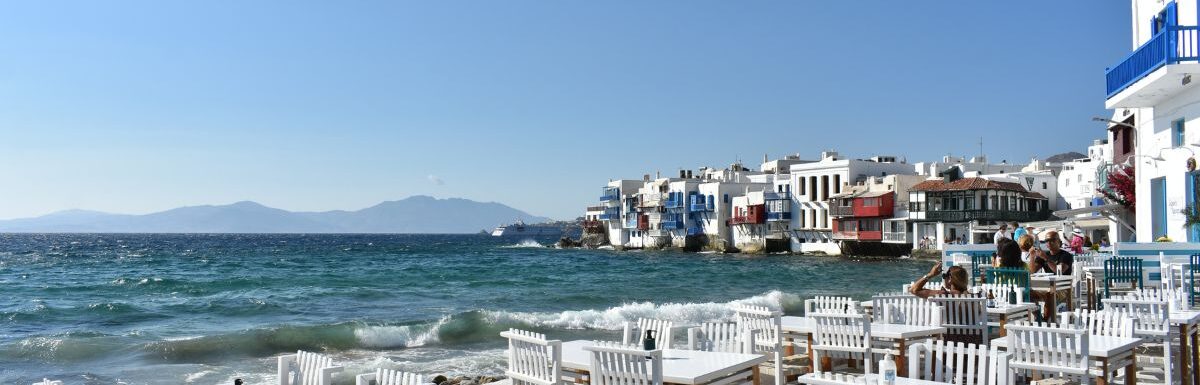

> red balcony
[827,192,894,218]
[729,205,765,225]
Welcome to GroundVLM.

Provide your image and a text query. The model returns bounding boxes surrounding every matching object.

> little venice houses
[1104,0,1200,242]
[908,172,1052,248]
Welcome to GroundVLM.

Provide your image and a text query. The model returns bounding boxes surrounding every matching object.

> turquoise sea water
[0,234,928,384]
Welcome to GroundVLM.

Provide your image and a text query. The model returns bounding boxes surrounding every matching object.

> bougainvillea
[1098,165,1135,213]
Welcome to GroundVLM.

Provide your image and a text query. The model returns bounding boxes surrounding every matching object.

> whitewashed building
[1105,0,1200,242]
[787,151,917,254]
[599,180,643,248]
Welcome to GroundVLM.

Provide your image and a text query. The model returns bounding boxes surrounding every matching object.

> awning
[1052,203,1124,218]
[1052,203,1134,234]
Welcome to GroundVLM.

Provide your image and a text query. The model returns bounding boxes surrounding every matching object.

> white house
[1104,0,1200,242]
[600,179,643,248]
[787,151,918,254]
[695,168,769,251]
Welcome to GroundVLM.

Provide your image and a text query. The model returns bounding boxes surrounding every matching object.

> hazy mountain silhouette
[0,196,552,233]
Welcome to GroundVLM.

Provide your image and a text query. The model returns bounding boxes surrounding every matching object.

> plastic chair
[810,312,873,374]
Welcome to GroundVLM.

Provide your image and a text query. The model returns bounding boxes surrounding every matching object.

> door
[1189,172,1200,241]
[1151,177,1167,239]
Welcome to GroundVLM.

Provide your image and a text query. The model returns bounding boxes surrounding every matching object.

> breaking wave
[2,291,801,363]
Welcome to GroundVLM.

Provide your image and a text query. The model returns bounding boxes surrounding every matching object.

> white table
[798,373,951,385]
[985,303,1037,337]
[781,316,945,377]
[992,334,1142,385]
[560,340,768,385]
[1170,310,1200,385]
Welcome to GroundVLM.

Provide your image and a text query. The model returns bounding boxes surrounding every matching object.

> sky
[0,1,1134,220]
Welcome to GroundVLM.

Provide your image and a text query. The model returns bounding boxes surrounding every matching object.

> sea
[0,233,929,385]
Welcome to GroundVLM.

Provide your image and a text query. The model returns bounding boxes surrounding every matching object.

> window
[798,178,805,195]
[964,197,975,210]
[1042,182,1047,189]
[723,194,729,203]
[1174,118,1186,147]
[863,198,879,207]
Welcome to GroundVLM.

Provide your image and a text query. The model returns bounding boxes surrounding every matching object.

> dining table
[991,334,1142,385]
[559,340,769,385]
[780,316,945,378]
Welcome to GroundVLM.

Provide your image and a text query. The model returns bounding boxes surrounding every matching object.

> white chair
[1004,321,1090,385]
[902,281,943,293]
[500,329,563,385]
[810,312,873,374]
[278,350,344,385]
[976,283,1027,305]
[868,292,915,323]
[906,340,1011,385]
[32,379,63,385]
[623,318,674,349]
[584,341,663,385]
[734,305,784,385]
[356,369,425,385]
[1057,310,1133,338]
[804,296,859,315]
[875,297,942,327]
[929,294,988,345]
[1117,310,1176,385]
[687,322,751,353]
[1101,297,1170,321]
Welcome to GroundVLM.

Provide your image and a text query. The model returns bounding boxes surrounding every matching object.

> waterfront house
[787,151,917,254]
[908,173,1051,248]
[1104,0,1200,242]
[598,180,642,248]
[694,166,769,252]
[827,174,927,254]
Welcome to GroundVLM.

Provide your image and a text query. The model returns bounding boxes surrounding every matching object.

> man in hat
[1068,228,1085,254]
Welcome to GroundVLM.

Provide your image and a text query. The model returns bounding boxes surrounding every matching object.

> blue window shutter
[1167,1,1178,26]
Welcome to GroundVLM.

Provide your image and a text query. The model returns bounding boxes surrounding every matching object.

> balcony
[767,211,791,221]
[1106,25,1200,107]
[691,201,714,212]
[664,199,686,209]
[600,194,620,202]
[660,220,685,230]
[624,217,638,229]
[833,230,882,241]
[829,206,854,217]
[764,192,791,200]
[729,215,764,225]
[919,209,1050,223]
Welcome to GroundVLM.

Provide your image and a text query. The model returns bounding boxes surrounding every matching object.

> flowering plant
[1098,165,1135,212]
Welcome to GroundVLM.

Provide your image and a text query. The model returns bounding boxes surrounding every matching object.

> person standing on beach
[993,223,1009,244]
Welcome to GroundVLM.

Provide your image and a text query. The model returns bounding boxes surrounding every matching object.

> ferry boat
[491,220,562,237]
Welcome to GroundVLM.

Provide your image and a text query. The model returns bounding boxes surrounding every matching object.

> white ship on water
[491,220,562,237]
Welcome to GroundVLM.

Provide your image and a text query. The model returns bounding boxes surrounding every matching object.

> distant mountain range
[0,196,553,233]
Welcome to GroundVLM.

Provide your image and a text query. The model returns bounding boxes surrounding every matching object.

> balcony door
[1189,172,1200,241]
[1151,177,1167,239]
[1152,2,1177,35]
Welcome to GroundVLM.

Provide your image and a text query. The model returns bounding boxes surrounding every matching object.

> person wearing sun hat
[1068,228,1085,254]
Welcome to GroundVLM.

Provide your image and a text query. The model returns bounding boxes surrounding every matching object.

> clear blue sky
[0,1,1132,220]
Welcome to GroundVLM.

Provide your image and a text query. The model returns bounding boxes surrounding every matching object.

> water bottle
[878,353,896,385]
[643,329,656,351]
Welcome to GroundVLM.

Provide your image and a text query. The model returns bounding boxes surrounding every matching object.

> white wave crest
[485,290,802,330]
[501,239,546,248]
[354,316,451,348]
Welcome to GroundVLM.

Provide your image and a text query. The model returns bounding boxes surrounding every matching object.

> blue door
[1151,177,1167,240]
[1189,172,1200,242]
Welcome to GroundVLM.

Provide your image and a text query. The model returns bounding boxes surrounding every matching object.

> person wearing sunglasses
[909,262,969,299]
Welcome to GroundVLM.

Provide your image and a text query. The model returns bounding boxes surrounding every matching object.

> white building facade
[1105,0,1200,242]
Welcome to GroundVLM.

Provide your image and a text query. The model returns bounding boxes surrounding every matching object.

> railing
[660,220,685,230]
[598,213,620,220]
[690,202,714,212]
[829,206,854,217]
[687,227,704,236]
[833,230,859,240]
[586,206,605,212]
[600,194,620,202]
[767,212,791,221]
[764,192,791,200]
[882,232,908,243]
[1107,25,1200,98]
[664,199,686,209]
[624,218,638,229]
[729,215,763,225]
[920,209,1050,223]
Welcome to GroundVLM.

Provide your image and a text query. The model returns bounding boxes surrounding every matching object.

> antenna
[978,137,984,159]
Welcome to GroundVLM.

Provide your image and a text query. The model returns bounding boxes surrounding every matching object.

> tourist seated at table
[909,263,968,298]
[1015,234,1036,265]
[1029,230,1073,275]
[995,238,1026,270]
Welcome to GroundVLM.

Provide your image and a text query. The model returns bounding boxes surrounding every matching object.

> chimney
[687,170,693,178]
[680,169,686,179]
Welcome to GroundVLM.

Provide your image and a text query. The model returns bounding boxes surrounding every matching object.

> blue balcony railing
[767,212,791,221]
[624,218,638,229]
[599,213,619,220]
[690,202,715,212]
[1107,25,1200,98]
[687,227,704,236]
[600,194,620,202]
[660,220,684,230]
[764,192,791,200]
[665,199,686,209]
